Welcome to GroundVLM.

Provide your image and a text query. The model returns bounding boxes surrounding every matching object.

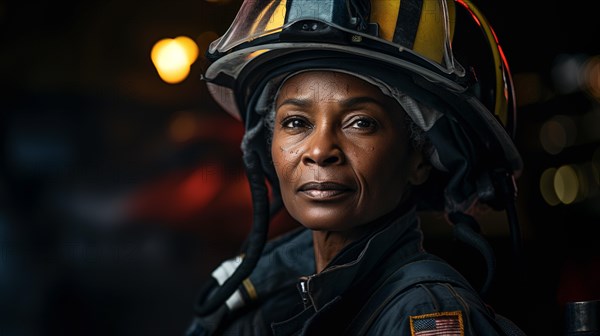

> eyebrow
[339,96,386,109]
[276,96,386,110]
[276,98,312,110]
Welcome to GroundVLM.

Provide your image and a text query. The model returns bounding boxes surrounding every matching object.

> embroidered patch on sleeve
[409,311,464,336]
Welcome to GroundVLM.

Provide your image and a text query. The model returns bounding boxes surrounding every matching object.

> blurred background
[1,0,599,335]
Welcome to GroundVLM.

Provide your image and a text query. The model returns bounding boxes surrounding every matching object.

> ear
[408,151,432,186]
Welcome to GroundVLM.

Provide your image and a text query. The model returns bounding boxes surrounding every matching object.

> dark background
[1,1,599,335]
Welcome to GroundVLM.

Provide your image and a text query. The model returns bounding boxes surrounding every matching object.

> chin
[294,213,368,233]
[300,221,352,232]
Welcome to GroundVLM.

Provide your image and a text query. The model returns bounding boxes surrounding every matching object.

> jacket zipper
[298,276,311,308]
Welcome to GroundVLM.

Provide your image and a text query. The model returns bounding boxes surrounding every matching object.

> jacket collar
[302,205,424,311]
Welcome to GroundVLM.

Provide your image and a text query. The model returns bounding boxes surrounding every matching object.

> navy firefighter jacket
[186,206,526,336]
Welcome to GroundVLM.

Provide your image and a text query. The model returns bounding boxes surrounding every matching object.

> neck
[312,228,368,273]
[312,201,414,273]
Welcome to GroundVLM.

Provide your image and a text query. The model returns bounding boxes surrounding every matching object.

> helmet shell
[202,0,522,212]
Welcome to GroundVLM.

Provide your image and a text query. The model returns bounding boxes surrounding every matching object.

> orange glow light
[151,36,199,84]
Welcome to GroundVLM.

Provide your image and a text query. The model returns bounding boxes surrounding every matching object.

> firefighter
[186,1,526,335]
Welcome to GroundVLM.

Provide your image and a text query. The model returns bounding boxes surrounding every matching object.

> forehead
[275,71,389,103]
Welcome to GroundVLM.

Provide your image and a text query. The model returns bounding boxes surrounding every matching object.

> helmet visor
[209,0,459,74]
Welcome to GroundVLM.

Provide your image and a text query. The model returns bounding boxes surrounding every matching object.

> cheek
[271,135,303,183]
[359,140,411,189]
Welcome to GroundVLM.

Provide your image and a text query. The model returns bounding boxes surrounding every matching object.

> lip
[298,181,354,200]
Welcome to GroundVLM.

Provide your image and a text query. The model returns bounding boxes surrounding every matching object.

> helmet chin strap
[448,211,496,296]
[493,169,526,278]
[448,168,524,297]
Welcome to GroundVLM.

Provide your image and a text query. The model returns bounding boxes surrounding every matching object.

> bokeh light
[545,161,599,206]
[151,36,199,84]
[540,119,566,154]
[551,53,586,94]
[554,165,579,204]
[583,55,600,100]
[540,167,560,206]
[513,72,545,106]
[539,115,577,154]
[169,111,198,143]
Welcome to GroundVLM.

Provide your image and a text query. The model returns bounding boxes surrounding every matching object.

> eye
[348,117,378,130]
[281,116,311,129]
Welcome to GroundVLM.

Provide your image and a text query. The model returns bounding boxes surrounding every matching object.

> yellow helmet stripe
[412,0,454,64]
[371,0,402,42]
[372,0,454,65]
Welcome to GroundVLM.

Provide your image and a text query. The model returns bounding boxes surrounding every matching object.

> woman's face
[271,71,428,232]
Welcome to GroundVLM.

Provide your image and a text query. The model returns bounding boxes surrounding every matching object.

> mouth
[297,181,354,200]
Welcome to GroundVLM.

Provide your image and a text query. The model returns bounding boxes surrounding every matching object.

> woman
[186,0,526,335]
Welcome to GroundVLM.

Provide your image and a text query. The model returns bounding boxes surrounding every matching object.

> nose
[301,127,344,166]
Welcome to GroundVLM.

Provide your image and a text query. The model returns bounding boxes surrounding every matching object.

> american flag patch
[409,311,464,336]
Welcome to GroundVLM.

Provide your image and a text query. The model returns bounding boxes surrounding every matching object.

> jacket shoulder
[359,258,516,335]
